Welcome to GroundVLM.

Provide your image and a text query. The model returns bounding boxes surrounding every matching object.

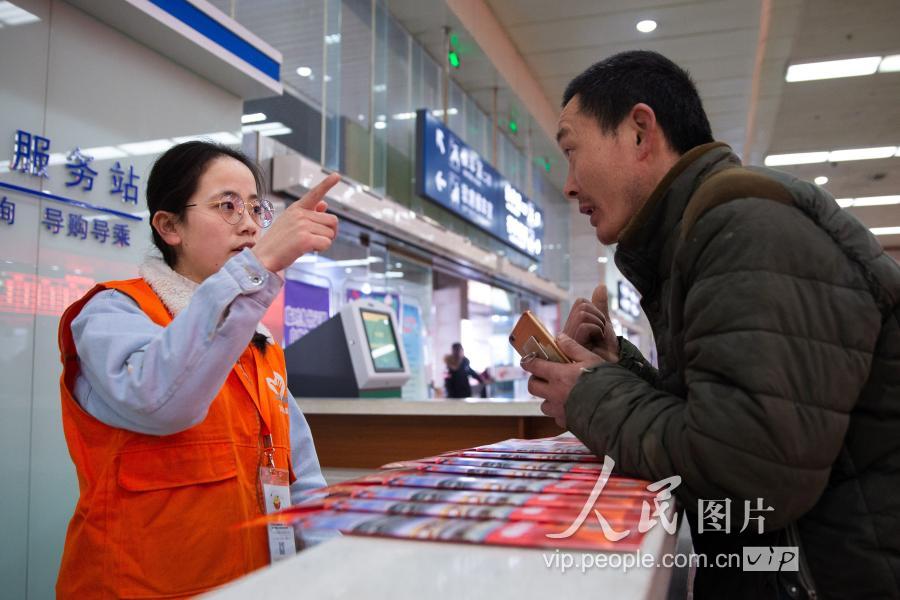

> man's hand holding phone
[511,304,611,428]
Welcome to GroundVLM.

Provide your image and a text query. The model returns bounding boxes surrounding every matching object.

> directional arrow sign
[415,109,544,260]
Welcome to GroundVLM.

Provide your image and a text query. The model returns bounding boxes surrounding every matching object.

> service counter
[299,397,566,469]
[202,510,681,600]
[201,421,687,600]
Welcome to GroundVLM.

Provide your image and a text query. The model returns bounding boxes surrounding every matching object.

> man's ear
[151,211,182,247]
[628,103,657,158]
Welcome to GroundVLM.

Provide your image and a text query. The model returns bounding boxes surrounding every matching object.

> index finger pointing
[298,173,341,210]
[591,284,610,312]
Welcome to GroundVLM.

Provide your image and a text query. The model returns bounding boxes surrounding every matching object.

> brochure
[287,510,647,552]
[446,450,602,463]
[251,435,660,553]
[322,497,642,526]
[403,455,606,474]
[346,485,646,510]
[472,438,595,455]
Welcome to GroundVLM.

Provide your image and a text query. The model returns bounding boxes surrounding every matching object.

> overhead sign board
[415,110,543,259]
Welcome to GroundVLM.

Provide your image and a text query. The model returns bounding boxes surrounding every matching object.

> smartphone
[509,311,572,363]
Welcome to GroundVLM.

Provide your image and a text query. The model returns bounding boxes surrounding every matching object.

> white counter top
[202,519,679,600]
[297,397,547,417]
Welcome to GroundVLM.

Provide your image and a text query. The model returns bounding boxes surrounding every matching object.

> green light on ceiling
[448,32,460,68]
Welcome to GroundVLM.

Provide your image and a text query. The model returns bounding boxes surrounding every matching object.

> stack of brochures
[254,435,660,551]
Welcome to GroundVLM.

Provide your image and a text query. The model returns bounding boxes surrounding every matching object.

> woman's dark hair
[146,141,268,351]
[562,50,714,154]
[146,140,266,268]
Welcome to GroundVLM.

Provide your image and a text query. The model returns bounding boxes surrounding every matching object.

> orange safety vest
[56,278,296,599]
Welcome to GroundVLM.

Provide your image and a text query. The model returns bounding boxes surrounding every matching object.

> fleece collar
[138,254,274,343]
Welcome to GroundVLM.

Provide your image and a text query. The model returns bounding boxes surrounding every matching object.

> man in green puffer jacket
[522,50,900,599]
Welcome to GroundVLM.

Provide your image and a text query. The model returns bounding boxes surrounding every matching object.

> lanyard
[260,429,276,469]
[236,350,278,469]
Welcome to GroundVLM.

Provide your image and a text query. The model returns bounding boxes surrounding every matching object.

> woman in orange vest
[57,141,341,598]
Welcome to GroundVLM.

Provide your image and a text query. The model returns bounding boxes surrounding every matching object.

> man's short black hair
[562,50,714,154]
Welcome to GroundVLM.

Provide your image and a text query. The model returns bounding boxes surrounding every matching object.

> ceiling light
[597,256,608,263]
[814,176,828,185]
[374,121,387,130]
[81,146,127,160]
[260,127,292,137]
[0,2,40,26]
[431,108,459,117]
[241,121,287,133]
[838,195,900,208]
[828,146,897,162]
[324,33,341,45]
[879,54,900,73]
[296,66,312,77]
[241,113,266,124]
[314,257,382,269]
[118,139,174,155]
[636,20,657,33]
[785,56,880,82]
[855,195,900,207]
[765,146,900,166]
[870,226,900,236]
[764,152,830,166]
[172,132,241,145]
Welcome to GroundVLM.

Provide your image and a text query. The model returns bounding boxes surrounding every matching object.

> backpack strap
[681,166,794,240]
[680,166,897,324]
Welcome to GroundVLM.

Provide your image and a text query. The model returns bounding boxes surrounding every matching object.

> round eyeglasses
[185,195,275,228]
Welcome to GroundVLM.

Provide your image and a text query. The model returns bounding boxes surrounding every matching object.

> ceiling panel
[767,75,900,152]
[224,0,898,253]
[505,2,760,58]
[787,0,900,62]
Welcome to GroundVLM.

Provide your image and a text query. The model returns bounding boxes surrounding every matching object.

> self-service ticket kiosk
[285,299,410,398]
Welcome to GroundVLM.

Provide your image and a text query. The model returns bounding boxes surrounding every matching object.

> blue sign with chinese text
[415,110,543,260]
[2,129,141,253]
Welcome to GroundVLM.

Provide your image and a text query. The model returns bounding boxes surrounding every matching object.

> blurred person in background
[444,342,485,398]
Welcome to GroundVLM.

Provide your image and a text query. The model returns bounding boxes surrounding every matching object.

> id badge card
[260,466,296,563]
